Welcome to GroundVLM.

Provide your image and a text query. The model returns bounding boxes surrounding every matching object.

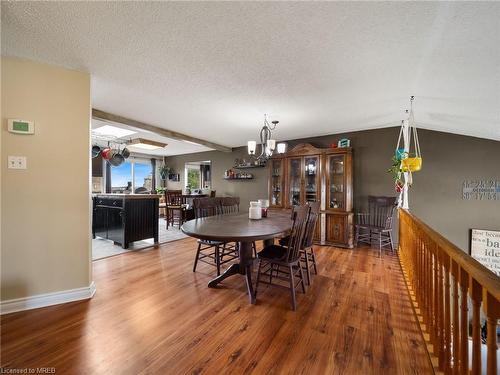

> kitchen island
[92,194,160,249]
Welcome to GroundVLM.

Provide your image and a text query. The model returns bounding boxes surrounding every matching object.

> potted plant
[158,165,171,180]
[387,155,405,192]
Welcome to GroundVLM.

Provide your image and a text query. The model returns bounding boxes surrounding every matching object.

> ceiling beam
[92,109,232,153]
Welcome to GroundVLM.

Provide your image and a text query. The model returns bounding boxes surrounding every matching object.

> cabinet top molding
[272,143,353,157]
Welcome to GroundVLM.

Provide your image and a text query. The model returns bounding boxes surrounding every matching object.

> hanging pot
[101,147,112,160]
[121,147,130,159]
[109,152,125,167]
[395,180,404,193]
[395,148,407,161]
[91,145,101,158]
[401,156,422,172]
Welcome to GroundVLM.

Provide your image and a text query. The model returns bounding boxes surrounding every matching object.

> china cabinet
[268,143,353,248]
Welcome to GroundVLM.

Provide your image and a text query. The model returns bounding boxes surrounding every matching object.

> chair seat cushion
[259,244,287,260]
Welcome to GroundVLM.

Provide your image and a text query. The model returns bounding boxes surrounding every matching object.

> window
[184,161,211,190]
[109,158,154,193]
[111,160,132,193]
[187,167,201,189]
[134,161,153,193]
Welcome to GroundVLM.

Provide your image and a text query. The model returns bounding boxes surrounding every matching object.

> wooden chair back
[363,196,397,230]
[302,201,320,248]
[165,190,183,206]
[220,197,240,214]
[285,205,310,263]
[193,197,221,218]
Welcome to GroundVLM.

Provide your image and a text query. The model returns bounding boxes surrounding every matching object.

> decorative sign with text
[462,180,500,200]
[471,229,500,277]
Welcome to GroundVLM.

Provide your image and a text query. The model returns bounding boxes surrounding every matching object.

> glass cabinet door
[270,159,283,206]
[288,158,302,206]
[304,156,319,203]
[328,155,345,210]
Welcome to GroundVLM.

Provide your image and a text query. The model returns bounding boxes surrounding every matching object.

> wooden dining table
[181,211,293,304]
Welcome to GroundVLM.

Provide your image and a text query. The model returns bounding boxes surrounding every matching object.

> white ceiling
[2,1,499,151]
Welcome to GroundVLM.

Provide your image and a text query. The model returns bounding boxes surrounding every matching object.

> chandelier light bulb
[277,143,287,154]
[266,139,276,151]
[247,140,257,155]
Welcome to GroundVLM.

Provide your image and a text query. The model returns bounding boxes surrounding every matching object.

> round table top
[181,211,292,242]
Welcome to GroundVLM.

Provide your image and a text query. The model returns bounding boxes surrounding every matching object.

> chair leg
[310,247,318,275]
[255,259,262,297]
[289,265,297,311]
[193,242,202,272]
[355,228,359,247]
[379,233,382,258]
[303,250,311,286]
[221,243,226,262]
[215,246,221,276]
[389,232,394,253]
[269,263,274,284]
[298,264,306,293]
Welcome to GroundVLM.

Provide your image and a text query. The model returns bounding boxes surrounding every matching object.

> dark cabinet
[92,195,159,248]
[269,143,354,248]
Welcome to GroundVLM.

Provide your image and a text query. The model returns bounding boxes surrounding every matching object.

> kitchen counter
[93,194,162,200]
[92,194,159,248]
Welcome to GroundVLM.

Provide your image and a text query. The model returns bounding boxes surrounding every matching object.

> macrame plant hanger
[394,96,422,209]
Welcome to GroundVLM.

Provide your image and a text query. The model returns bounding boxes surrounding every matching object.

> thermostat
[8,119,35,135]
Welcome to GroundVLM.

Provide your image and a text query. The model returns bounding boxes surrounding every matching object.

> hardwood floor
[1,238,433,374]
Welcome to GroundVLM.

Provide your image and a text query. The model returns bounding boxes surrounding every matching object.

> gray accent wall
[166,127,499,252]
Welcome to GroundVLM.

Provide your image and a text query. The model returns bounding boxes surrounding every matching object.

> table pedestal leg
[207,241,256,304]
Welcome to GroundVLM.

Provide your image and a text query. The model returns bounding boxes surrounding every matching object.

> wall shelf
[223,177,254,181]
[233,165,266,169]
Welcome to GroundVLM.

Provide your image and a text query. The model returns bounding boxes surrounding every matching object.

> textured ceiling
[2,1,499,151]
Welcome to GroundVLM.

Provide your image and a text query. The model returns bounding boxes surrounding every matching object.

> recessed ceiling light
[93,125,137,138]
[128,138,167,150]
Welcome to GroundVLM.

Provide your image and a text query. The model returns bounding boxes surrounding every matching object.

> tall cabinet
[268,143,353,248]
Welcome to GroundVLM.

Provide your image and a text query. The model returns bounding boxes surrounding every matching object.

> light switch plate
[8,156,27,169]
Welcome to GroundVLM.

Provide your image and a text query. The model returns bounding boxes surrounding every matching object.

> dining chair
[355,196,397,256]
[255,205,310,311]
[279,202,320,285]
[192,197,237,276]
[300,201,320,285]
[165,190,187,229]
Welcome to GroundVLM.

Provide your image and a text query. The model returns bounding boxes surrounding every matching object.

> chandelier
[247,114,286,163]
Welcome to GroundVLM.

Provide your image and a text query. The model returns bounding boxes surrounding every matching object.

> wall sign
[470,229,500,277]
[462,180,500,200]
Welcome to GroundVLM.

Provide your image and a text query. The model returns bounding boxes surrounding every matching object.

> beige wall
[1,57,91,301]
[166,127,500,251]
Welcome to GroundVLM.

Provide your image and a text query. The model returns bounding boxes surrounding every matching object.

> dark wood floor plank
[1,239,433,374]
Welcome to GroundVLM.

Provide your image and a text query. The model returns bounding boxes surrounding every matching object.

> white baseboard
[0,282,96,315]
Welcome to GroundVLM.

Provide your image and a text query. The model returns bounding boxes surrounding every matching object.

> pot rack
[91,131,131,149]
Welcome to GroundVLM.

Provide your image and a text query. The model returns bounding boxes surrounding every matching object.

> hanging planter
[394,97,422,173]
[388,96,423,197]
[401,155,422,172]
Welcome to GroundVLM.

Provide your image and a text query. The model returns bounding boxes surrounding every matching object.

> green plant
[156,187,166,195]
[387,155,403,182]
[158,165,171,180]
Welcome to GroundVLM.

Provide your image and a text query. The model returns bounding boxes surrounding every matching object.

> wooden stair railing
[399,209,500,375]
